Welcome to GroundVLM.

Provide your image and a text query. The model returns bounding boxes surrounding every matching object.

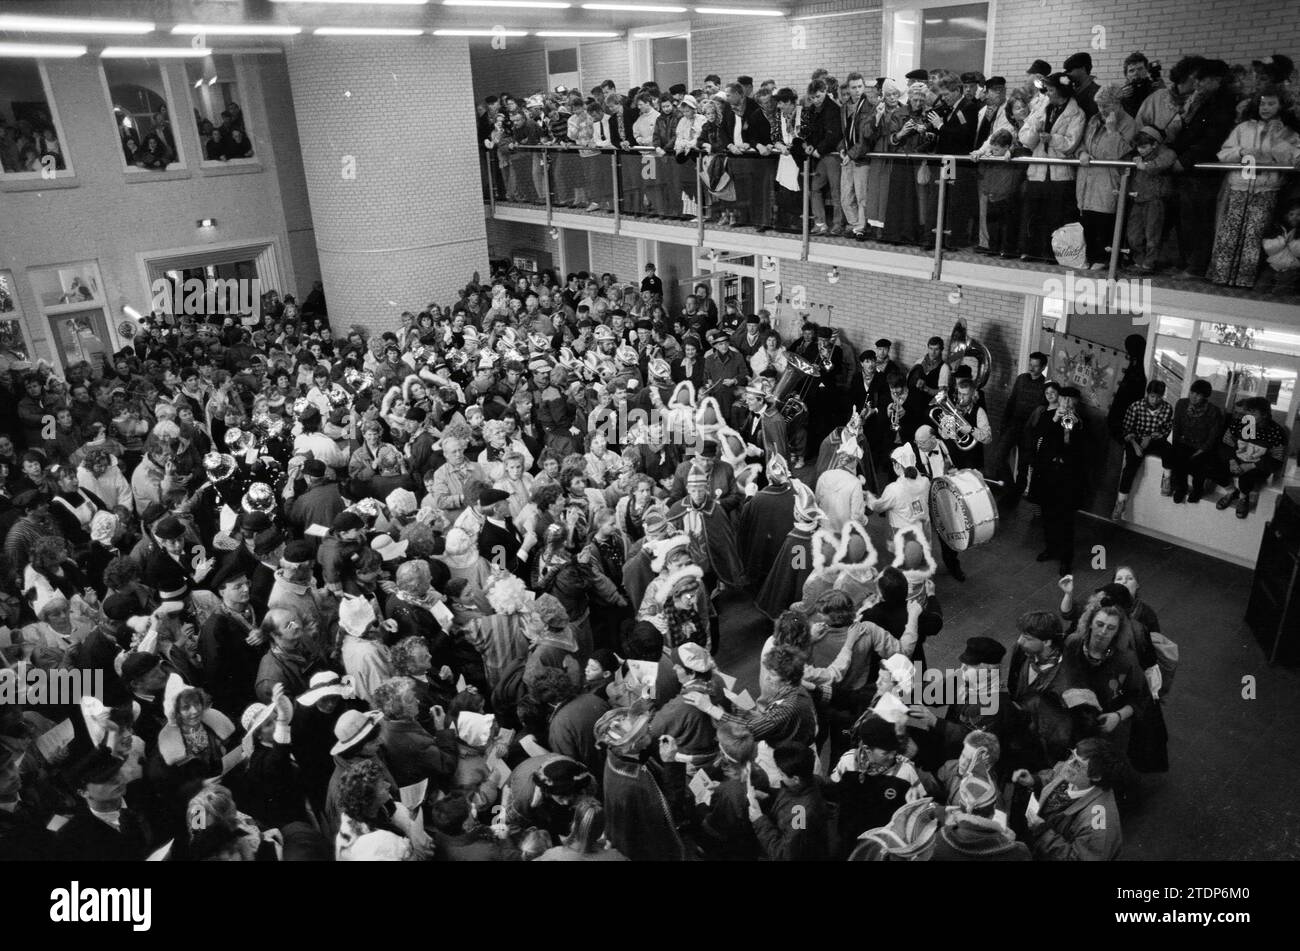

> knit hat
[853,798,938,861]
[593,700,655,752]
[675,641,715,674]
[856,714,900,751]
[959,636,1006,666]
[535,757,592,796]
[642,503,670,540]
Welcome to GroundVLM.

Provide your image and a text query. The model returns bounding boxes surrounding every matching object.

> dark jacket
[932,813,1032,861]
[1171,86,1239,171]
[547,692,610,774]
[54,805,153,862]
[803,97,844,156]
[721,98,772,149]
[379,718,460,791]
[753,776,833,860]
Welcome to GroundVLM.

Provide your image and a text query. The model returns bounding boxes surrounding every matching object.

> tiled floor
[713,486,1300,861]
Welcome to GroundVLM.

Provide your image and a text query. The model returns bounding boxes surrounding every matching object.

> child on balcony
[1126,126,1177,272]
[977,130,1029,256]
[1256,199,1300,295]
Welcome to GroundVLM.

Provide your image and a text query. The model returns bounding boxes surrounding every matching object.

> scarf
[180,719,211,756]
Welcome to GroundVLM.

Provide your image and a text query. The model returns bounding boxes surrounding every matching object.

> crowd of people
[0,108,67,175]
[0,255,1232,864]
[479,50,1300,291]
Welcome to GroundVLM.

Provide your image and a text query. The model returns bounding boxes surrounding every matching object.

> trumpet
[929,391,977,451]
[1060,410,1078,432]
[888,396,906,441]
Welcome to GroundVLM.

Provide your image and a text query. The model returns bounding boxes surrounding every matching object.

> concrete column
[286,37,488,333]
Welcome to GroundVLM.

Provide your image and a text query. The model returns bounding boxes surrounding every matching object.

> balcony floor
[489,199,1300,308]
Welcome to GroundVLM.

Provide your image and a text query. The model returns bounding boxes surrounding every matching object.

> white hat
[649,534,692,574]
[338,595,377,638]
[371,533,409,562]
[298,671,354,707]
[346,829,412,862]
[385,487,418,517]
[680,94,699,110]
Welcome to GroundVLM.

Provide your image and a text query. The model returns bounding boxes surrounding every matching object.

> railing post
[611,150,621,235]
[801,156,811,262]
[542,148,553,228]
[931,158,949,282]
[1106,167,1132,304]
[486,151,497,218]
[696,154,705,247]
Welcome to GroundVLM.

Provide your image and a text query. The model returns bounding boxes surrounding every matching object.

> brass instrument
[946,318,993,391]
[1060,410,1078,433]
[930,391,978,451]
[773,352,821,421]
[888,394,906,437]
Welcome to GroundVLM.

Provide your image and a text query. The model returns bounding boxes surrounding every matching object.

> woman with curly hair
[181,783,279,862]
[334,758,427,861]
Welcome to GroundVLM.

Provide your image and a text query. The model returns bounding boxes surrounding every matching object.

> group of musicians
[725,320,1086,579]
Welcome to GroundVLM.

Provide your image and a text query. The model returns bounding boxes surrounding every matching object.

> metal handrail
[489,143,1295,297]
[506,143,1299,172]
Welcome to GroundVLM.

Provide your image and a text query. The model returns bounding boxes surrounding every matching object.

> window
[886,0,991,81]
[28,262,116,375]
[102,59,184,171]
[0,271,36,372]
[0,60,73,178]
[186,55,255,164]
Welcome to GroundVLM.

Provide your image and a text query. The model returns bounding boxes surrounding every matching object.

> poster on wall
[1039,326,1123,413]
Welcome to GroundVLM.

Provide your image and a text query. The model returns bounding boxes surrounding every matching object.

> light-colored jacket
[78,458,133,511]
[341,634,392,706]
[1217,118,1300,192]
[1020,98,1085,181]
[1076,111,1137,213]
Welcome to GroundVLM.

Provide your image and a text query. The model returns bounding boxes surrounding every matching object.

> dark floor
[713,484,1300,861]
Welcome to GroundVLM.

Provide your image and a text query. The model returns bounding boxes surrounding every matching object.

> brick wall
[992,0,1300,85]
[578,40,632,95]
[0,53,310,367]
[692,2,883,91]
[773,257,1023,424]
[587,234,641,284]
[471,43,550,102]
[287,38,488,335]
[260,54,320,296]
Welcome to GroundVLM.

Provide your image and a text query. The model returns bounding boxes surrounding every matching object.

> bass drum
[930,469,998,551]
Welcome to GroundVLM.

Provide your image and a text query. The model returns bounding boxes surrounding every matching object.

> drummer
[906,424,967,583]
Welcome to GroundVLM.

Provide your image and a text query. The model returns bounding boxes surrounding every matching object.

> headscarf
[90,511,119,547]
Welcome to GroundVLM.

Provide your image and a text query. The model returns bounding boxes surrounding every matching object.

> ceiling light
[535,30,620,37]
[443,1,571,8]
[313,27,426,36]
[694,7,785,15]
[0,42,88,58]
[433,28,529,36]
[101,47,212,58]
[171,24,302,36]
[270,0,428,5]
[197,218,217,228]
[583,3,687,11]
[0,15,155,34]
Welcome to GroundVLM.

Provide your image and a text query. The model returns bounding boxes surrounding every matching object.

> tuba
[930,391,977,450]
[773,352,821,421]
[947,319,992,391]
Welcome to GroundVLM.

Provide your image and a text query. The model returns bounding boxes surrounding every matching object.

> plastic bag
[1051,221,1088,269]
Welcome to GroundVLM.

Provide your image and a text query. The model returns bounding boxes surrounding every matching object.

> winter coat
[1020,98,1085,181]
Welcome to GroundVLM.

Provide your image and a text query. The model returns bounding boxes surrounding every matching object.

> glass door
[49,309,112,375]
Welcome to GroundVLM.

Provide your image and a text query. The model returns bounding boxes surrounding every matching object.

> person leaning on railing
[1207,84,1300,287]
[1017,72,1085,262]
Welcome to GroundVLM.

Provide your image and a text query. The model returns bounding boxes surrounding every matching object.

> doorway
[562,229,590,277]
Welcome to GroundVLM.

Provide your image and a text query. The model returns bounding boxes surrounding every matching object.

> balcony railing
[480,142,1300,305]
